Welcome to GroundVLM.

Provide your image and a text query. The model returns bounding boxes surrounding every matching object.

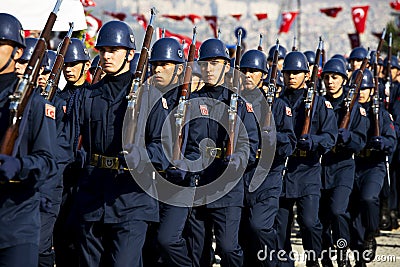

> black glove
[338,128,351,144]
[370,136,384,151]
[166,160,188,183]
[223,154,241,171]
[0,154,21,183]
[297,134,313,151]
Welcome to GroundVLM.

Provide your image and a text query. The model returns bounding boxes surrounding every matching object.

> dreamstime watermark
[257,238,397,263]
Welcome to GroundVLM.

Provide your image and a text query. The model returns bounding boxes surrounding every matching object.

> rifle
[339,50,370,129]
[91,59,103,85]
[44,22,74,101]
[123,7,156,146]
[257,34,263,51]
[319,39,326,96]
[385,32,392,110]
[292,36,297,51]
[0,0,62,156]
[263,39,279,129]
[172,27,197,161]
[225,29,242,157]
[301,37,323,136]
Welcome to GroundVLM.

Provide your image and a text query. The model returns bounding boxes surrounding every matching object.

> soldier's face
[38,70,50,89]
[358,88,372,103]
[15,60,28,78]
[242,68,265,90]
[151,62,183,88]
[98,46,133,74]
[323,73,345,97]
[199,59,230,86]
[283,71,309,90]
[63,61,88,84]
[351,59,362,71]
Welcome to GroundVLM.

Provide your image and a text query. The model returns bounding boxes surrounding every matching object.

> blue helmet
[383,55,400,70]
[282,51,309,72]
[240,49,268,73]
[350,68,374,89]
[304,50,316,65]
[0,13,25,48]
[95,20,136,50]
[90,54,100,70]
[64,38,90,63]
[42,50,57,72]
[149,38,185,64]
[19,37,38,61]
[322,58,348,79]
[265,68,283,87]
[130,52,140,73]
[198,38,230,61]
[331,54,347,66]
[267,44,287,61]
[349,47,367,61]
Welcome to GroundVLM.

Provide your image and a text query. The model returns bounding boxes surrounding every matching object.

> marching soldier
[75,20,169,266]
[0,13,58,266]
[180,38,259,267]
[319,58,368,267]
[52,38,91,267]
[239,49,296,267]
[348,47,368,78]
[275,51,337,267]
[350,68,397,267]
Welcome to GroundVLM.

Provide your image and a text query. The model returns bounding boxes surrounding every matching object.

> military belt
[356,149,373,158]
[291,149,308,157]
[205,147,224,159]
[90,154,127,170]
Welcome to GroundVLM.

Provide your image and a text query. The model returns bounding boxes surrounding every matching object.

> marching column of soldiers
[1,10,400,267]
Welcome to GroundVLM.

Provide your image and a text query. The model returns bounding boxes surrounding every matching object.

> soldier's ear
[127,49,135,62]
[83,61,91,72]
[13,47,24,61]
[176,63,184,76]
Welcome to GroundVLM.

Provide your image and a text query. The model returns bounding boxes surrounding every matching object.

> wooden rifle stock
[263,39,279,129]
[172,27,197,161]
[339,51,370,129]
[123,8,155,146]
[257,34,263,51]
[0,0,62,156]
[45,22,74,101]
[225,29,242,157]
[301,37,323,136]
[91,62,103,85]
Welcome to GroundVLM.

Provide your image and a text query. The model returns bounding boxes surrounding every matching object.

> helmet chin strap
[0,47,18,73]
[111,50,130,76]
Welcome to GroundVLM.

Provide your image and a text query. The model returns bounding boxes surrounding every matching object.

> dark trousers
[157,203,192,267]
[0,244,38,267]
[186,206,243,267]
[78,220,148,267]
[39,203,60,267]
[276,195,322,266]
[319,186,352,250]
[241,196,279,267]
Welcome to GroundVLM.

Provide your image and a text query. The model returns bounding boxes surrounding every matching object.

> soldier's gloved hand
[123,144,142,169]
[166,160,187,183]
[338,128,351,144]
[224,154,242,171]
[0,154,21,183]
[261,126,277,148]
[297,134,313,151]
[370,136,384,151]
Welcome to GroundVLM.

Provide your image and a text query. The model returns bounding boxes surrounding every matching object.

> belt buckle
[206,147,222,158]
[299,150,307,157]
[101,156,119,170]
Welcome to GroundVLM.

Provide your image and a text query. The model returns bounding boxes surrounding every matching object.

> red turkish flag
[186,14,202,24]
[160,28,202,58]
[320,7,343,18]
[103,11,126,21]
[162,15,186,21]
[390,1,400,11]
[255,13,268,20]
[231,14,242,21]
[85,12,102,39]
[279,11,298,33]
[351,5,369,34]
[81,0,96,7]
[348,33,361,49]
[132,14,148,30]
[204,15,218,38]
